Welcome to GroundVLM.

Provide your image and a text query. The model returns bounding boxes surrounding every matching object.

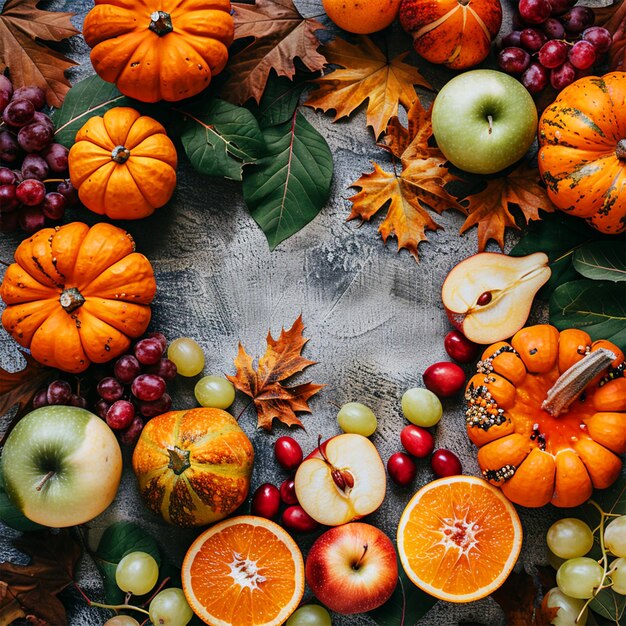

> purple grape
[520,27,548,52]
[137,393,172,418]
[57,180,78,207]
[32,111,54,131]
[582,26,612,54]
[0,185,18,213]
[501,31,523,47]
[519,0,551,24]
[114,354,141,384]
[17,122,54,153]
[131,374,166,402]
[18,206,46,233]
[106,400,135,430]
[145,357,177,382]
[541,17,565,39]
[12,86,45,110]
[568,40,597,69]
[21,154,49,181]
[561,6,595,34]
[16,179,45,206]
[32,388,48,409]
[42,143,69,173]
[119,415,144,446]
[69,394,88,409]
[551,61,577,90]
[498,47,531,74]
[2,99,35,127]
[47,379,72,405]
[0,167,16,185]
[134,337,164,365]
[522,62,549,93]
[94,398,111,420]
[548,0,576,15]
[42,192,66,220]
[538,40,569,68]
[97,376,124,402]
[0,131,20,163]
[147,332,167,351]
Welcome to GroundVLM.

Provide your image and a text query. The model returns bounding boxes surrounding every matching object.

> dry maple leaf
[0,0,79,107]
[225,0,326,105]
[597,0,626,70]
[226,315,323,430]
[349,100,465,260]
[305,36,432,139]
[460,163,556,251]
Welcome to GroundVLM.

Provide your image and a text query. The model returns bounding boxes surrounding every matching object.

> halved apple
[294,434,386,526]
[441,252,551,344]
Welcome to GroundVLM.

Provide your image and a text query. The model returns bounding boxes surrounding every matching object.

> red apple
[306,522,398,614]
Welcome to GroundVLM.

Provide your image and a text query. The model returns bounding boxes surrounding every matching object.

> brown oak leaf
[0,531,81,626]
[225,0,326,105]
[348,101,465,260]
[596,0,626,70]
[305,36,432,139]
[0,0,79,107]
[227,315,323,430]
[460,163,555,251]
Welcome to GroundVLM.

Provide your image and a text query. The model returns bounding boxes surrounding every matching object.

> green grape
[115,551,159,596]
[103,617,140,626]
[547,518,594,559]
[542,587,588,626]
[609,557,626,595]
[401,388,442,427]
[337,402,377,436]
[605,516,626,558]
[286,604,332,626]
[548,549,567,571]
[167,337,205,377]
[148,588,193,626]
[556,557,604,599]
[194,375,236,409]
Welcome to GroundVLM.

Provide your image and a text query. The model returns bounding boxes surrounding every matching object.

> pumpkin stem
[617,139,626,160]
[167,446,191,475]
[59,287,85,313]
[111,145,131,164]
[149,10,174,36]
[542,348,616,417]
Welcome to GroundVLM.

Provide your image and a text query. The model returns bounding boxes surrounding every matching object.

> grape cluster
[0,76,76,233]
[498,0,612,95]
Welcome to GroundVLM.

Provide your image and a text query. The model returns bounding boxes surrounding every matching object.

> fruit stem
[487,115,493,135]
[542,348,616,417]
[149,10,174,36]
[141,576,170,607]
[167,446,191,475]
[111,145,131,164]
[72,582,150,616]
[59,287,85,313]
[353,543,368,570]
[35,470,55,491]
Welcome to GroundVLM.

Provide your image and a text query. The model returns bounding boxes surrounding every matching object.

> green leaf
[251,71,312,128]
[0,467,44,532]
[574,240,626,283]
[175,96,266,181]
[589,587,626,623]
[550,280,626,351]
[369,561,437,626]
[51,75,132,147]
[93,521,161,604]
[242,110,333,250]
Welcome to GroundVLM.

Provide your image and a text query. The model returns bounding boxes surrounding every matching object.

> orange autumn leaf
[460,163,556,251]
[305,35,432,138]
[227,315,323,430]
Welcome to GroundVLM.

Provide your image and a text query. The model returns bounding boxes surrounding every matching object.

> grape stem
[142,576,170,607]
[72,581,150,616]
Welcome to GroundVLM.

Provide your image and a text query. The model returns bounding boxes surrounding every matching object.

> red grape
[114,354,142,384]
[147,332,168,350]
[2,99,35,127]
[120,415,144,446]
[106,400,135,430]
[400,424,435,458]
[279,478,298,505]
[21,154,49,181]
[134,337,164,365]
[582,26,612,53]
[42,192,66,220]
[137,393,172,418]
[560,6,594,33]
[69,394,88,409]
[47,380,72,405]
[0,75,13,105]
[274,436,303,471]
[519,0,551,24]
[251,483,281,519]
[57,180,78,206]
[0,167,16,185]
[145,358,177,382]
[548,0,576,16]
[0,131,19,163]
[132,374,166,402]
[422,362,466,397]
[17,122,53,153]
[550,61,577,90]
[19,207,45,234]
[97,376,124,403]
[501,31,523,47]
[568,40,597,69]
[16,179,45,206]
[498,47,531,74]
[387,452,417,487]
[32,111,54,131]
[41,143,69,173]
[541,17,565,38]
[538,40,569,68]
[0,185,19,213]
[281,505,319,533]
[431,449,462,477]
[444,330,479,363]
[12,86,45,110]
[95,398,111,420]
[520,28,548,52]
[32,388,48,409]
[521,62,549,93]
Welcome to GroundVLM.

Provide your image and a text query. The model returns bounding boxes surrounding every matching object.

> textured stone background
[1,1,623,625]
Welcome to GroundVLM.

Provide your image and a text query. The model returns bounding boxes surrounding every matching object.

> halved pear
[441,252,551,345]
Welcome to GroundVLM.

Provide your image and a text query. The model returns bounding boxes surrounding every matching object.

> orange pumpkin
[0,222,156,374]
[465,325,626,508]
[82,0,234,103]
[132,408,255,527]
[399,0,502,70]
[538,72,626,235]
[68,107,177,220]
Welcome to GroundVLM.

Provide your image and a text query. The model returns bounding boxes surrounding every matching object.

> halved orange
[182,515,305,626]
[397,475,522,603]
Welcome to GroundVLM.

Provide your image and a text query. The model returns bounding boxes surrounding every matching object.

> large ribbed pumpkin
[132,408,255,527]
[538,72,626,235]
[83,0,234,103]
[465,325,626,508]
[69,107,177,220]
[0,222,156,374]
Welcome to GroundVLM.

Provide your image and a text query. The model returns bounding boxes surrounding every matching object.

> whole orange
[322,0,402,34]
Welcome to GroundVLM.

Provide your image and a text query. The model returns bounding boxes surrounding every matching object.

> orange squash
[83,0,234,103]
[538,72,626,234]
[0,222,156,374]
[68,107,177,220]
[399,0,502,70]
[465,325,625,508]
[132,408,255,527]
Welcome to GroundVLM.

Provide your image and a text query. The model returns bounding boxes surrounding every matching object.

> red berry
[444,330,480,363]
[387,452,417,487]
[422,362,466,398]
[431,449,462,477]
[274,436,303,471]
[400,425,435,458]
[279,478,298,505]
[251,483,281,519]
[281,505,319,533]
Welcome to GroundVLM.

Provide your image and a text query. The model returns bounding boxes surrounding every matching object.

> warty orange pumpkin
[83,0,234,103]
[132,408,255,527]
[465,325,625,508]
[68,107,177,220]
[0,222,156,374]
[538,71,626,234]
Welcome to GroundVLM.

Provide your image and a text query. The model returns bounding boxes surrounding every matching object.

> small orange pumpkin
[132,408,255,527]
[0,222,156,374]
[83,0,234,103]
[399,0,502,70]
[465,325,625,508]
[538,72,626,234]
[68,107,177,220]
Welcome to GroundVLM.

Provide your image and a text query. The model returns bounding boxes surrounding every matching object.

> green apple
[1,405,123,527]
[431,69,538,175]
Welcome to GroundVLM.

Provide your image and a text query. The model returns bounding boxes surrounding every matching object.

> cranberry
[431,449,462,478]
[251,483,281,519]
[387,452,417,487]
[422,362,466,398]
[274,436,303,471]
[281,505,319,534]
[279,478,298,505]
[400,425,434,458]
[444,330,480,364]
